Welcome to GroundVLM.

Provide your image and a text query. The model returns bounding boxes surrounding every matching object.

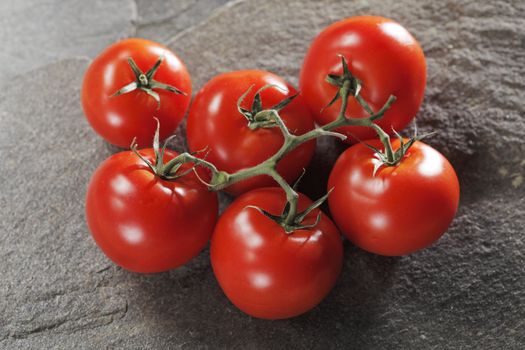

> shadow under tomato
[120,238,400,349]
[272,240,401,343]
[298,136,347,207]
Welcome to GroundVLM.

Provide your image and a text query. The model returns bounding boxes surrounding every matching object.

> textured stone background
[0,0,524,349]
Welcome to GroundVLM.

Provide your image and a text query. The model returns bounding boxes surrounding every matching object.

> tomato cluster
[82,16,459,319]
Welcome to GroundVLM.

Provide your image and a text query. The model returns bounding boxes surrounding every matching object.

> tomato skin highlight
[86,149,218,273]
[81,38,191,148]
[299,16,426,143]
[186,70,316,196]
[328,139,460,256]
[211,188,343,319]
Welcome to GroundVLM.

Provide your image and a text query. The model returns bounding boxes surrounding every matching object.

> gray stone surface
[134,0,231,43]
[0,0,136,82]
[0,0,233,82]
[1,0,524,349]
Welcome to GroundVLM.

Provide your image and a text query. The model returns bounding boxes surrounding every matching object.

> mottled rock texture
[0,0,524,349]
[134,0,231,43]
[0,0,136,82]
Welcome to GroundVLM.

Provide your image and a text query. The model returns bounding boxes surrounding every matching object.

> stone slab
[0,0,524,348]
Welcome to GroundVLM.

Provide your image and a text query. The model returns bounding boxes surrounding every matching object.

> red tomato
[186,70,316,196]
[211,187,343,319]
[81,38,191,148]
[86,149,218,273]
[299,16,426,142]
[328,139,459,256]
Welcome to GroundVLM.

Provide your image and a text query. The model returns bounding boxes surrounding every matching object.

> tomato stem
[141,55,402,231]
[370,124,396,163]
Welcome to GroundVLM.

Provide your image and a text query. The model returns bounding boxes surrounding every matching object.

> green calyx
[248,189,332,234]
[237,84,298,130]
[367,124,437,176]
[111,55,186,109]
[323,54,363,112]
[131,119,192,180]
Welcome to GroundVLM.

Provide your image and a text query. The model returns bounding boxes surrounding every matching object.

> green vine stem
[156,56,403,232]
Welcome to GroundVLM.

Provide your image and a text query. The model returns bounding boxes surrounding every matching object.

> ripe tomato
[81,38,191,148]
[328,139,459,256]
[186,70,316,196]
[299,16,426,142]
[211,187,343,319]
[86,148,218,273]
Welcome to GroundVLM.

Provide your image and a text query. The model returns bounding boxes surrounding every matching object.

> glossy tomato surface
[328,139,459,256]
[86,149,217,273]
[82,38,191,148]
[186,70,315,196]
[299,16,426,142]
[211,188,343,319]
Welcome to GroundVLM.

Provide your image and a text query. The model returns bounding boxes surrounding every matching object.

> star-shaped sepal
[111,56,187,110]
[247,189,332,234]
[322,55,363,112]
[130,119,197,181]
[236,84,298,130]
